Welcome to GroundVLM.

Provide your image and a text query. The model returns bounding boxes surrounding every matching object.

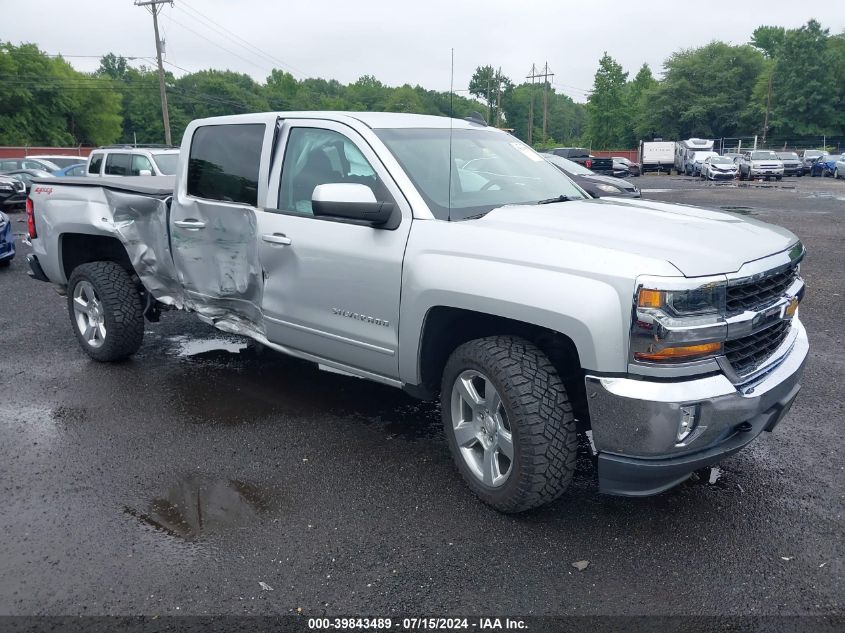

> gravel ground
[0,174,843,618]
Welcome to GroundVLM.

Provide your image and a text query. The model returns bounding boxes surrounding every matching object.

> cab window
[88,154,104,175]
[105,153,131,176]
[187,123,265,206]
[278,127,389,215]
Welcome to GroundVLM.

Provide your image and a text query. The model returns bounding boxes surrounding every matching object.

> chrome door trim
[264,315,395,356]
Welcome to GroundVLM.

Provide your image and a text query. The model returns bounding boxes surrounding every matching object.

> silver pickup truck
[26,112,808,513]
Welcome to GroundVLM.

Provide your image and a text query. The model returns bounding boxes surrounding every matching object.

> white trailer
[675,138,715,175]
[639,141,675,174]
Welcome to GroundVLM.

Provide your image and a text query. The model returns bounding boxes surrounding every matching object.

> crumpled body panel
[105,188,184,306]
[103,186,264,338]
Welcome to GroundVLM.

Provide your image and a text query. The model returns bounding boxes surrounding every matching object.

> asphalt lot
[0,174,843,618]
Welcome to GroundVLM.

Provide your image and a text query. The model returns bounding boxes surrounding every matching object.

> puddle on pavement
[164,339,442,440]
[124,474,275,540]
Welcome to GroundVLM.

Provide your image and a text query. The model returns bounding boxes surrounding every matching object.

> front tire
[67,261,144,362]
[441,336,577,513]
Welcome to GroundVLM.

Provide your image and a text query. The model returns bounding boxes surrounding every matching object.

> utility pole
[526,64,536,145]
[526,63,554,144]
[495,66,502,127]
[486,73,492,124]
[762,70,773,146]
[136,0,173,145]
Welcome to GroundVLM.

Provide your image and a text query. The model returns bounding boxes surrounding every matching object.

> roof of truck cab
[190,111,488,130]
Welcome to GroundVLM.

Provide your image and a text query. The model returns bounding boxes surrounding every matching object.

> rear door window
[187,123,265,206]
[88,154,104,175]
[105,153,131,176]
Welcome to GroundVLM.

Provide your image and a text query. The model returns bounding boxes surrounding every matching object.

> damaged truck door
[256,120,411,380]
[172,122,269,327]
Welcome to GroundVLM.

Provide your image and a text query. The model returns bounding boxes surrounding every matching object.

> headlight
[631,281,728,365]
[638,283,726,316]
[596,183,621,193]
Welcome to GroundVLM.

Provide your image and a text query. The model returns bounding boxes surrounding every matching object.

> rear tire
[441,336,577,513]
[66,261,144,362]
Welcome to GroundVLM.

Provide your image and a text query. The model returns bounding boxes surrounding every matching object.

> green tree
[625,63,658,144]
[751,25,786,58]
[586,53,629,149]
[768,20,841,136]
[469,65,513,124]
[640,42,765,139]
[0,43,122,145]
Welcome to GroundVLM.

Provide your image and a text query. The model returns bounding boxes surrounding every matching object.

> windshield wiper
[536,195,573,205]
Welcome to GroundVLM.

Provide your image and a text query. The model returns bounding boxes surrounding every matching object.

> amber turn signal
[638,289,665,308]
[634,342,723,362]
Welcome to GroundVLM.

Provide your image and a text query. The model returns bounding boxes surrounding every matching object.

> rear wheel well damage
[415,306,590,429]
[61,233,134,281]
[60,233,159,321]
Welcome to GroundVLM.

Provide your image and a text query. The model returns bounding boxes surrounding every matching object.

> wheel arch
[60,232,135,283]
[408,306,591,426]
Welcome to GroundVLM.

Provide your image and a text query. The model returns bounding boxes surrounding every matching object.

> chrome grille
[726,264,798,314]
[725,320,791,376]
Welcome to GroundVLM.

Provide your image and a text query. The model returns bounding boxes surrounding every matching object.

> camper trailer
[639,141,675,174]
[674,138,715,175]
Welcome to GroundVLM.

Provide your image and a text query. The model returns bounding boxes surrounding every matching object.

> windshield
[152,153,179,175]
[709,157,733,164]
[777,153,799,160]
[375,128,587,220]
[751,151,779,160]
[804,151,823,158]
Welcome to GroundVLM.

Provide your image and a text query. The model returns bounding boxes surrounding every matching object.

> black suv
[0,174,27,211]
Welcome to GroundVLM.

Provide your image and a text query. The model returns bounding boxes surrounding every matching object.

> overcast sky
[8,1,843,103]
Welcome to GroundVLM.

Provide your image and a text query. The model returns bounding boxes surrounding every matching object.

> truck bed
[34,175,175,198]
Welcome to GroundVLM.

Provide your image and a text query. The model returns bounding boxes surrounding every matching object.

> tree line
[582,19,845,149]
[0,18,842,150]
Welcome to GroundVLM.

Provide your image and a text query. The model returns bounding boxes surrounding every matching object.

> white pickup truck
[26,112,808,512]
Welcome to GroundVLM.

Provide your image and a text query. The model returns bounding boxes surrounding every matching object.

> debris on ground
[572,560,590,571]
[259,581,273,591]
[708,467,722,485]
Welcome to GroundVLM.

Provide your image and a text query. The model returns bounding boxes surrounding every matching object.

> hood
[478,198,798,277]
[709,163,735,171]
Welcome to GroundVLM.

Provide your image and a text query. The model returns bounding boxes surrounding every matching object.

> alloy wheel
[72,280,107,348]
[450,370,513,487]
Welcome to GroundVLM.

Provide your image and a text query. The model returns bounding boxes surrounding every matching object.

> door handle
[174,219,206,230]
[262,233,292,246]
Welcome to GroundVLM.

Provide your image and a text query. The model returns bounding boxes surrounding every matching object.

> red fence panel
[0,146,94,159]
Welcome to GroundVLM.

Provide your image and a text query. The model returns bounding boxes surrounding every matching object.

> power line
[164,13,276,76]
[176,0,306,77]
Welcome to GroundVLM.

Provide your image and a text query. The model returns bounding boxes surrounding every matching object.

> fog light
[678,405,699,442]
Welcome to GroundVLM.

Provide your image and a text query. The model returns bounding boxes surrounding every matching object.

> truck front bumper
[584,320,808,496]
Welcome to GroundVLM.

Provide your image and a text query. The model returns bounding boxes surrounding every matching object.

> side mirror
[311,183,393,226]
[138,169,152,177]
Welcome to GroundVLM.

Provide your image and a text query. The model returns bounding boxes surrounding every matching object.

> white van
[86,145,179,177]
